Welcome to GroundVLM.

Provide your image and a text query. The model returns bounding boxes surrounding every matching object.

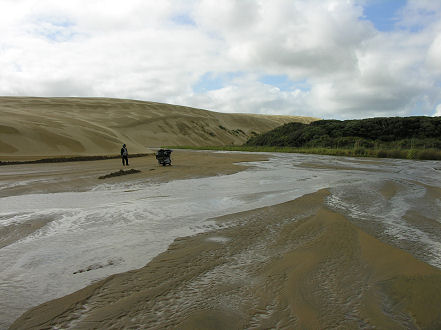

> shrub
[354,147,367,156]
[407,149,417,159]
[416,149,441,160]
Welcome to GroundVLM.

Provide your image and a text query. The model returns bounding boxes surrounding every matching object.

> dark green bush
[246,116,441,160]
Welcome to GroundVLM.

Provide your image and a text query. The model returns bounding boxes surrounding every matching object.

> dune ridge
[0,97,316,160]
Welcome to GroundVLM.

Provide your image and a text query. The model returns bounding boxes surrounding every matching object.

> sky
[1,0,441,119]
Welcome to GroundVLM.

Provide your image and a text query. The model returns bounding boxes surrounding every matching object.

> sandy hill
[0,97,317,160]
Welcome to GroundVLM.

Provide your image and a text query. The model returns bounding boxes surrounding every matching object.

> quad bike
[155,149,172,166]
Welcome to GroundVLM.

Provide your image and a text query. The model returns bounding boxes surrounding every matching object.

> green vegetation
[244,116,441,160]
[166,145,441,160]
[167,116,441,160]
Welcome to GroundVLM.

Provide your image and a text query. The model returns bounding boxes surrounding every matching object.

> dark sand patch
[98,169,141,179]
[10,189,441,329]
[73,258,124,274]
[0,153,150,166]
[379,180,404,200]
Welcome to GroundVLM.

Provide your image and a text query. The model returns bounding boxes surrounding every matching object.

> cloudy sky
[1,0,441,119]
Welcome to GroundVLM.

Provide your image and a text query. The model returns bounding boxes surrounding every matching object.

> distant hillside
[246,116,441,149]
[0,97,317,159]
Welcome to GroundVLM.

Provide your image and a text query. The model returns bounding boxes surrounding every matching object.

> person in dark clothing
[121,144,129,166]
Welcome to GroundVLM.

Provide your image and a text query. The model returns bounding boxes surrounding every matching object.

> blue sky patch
[172,14,196,26]
[193,72,242,93]
[259,74,310,92]
[362,0,407,31]
[33,17,77,42]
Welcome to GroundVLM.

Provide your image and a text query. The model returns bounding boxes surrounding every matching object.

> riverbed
[1,151,440,328]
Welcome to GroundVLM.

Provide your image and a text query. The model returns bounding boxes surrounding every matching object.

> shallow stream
[0,152,440,329]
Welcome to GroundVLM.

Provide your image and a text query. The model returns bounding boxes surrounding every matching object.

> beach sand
[0,150,266,249]
[0,150,268,198]
[6,151,441,329]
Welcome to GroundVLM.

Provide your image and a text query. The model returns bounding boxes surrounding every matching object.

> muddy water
[1,152,440,328]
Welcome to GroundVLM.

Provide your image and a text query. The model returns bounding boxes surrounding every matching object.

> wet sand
[10,190,441,329]
[3,151,441,329]
[0,150,266,249]
[0,150,267,198]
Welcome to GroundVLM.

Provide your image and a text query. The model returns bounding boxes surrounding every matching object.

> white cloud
[177,74,310,116]
[1,0,441,119]
[434,104,441,117]
[428,33,441,74]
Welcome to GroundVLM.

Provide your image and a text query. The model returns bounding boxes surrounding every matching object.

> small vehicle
[155,149,172,166]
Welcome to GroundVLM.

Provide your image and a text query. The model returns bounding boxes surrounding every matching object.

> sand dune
[0,97,316,160]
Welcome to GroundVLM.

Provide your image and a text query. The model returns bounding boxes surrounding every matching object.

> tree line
[246,116,441,150]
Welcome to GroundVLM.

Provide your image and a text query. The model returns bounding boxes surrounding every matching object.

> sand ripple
[11,190,441,329]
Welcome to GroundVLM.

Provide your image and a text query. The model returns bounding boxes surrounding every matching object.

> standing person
[121,144,129,166]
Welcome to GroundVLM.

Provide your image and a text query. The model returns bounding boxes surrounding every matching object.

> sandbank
[0,150,267,198]
[10,190,441,329]
[0,150,266,250]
